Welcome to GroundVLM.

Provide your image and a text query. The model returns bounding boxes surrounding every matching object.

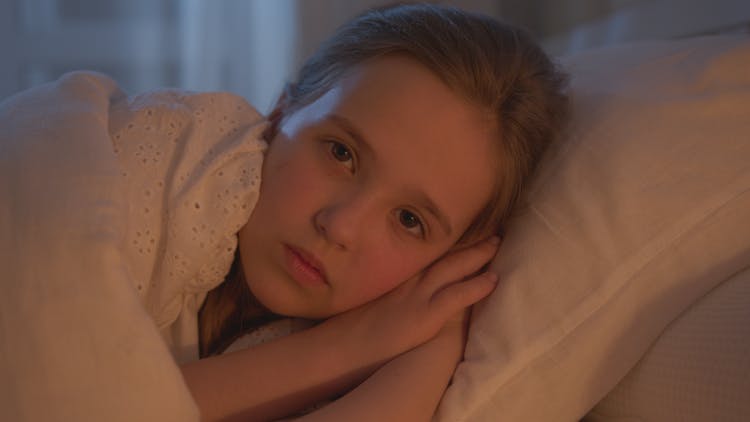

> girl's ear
[263,91,288,142]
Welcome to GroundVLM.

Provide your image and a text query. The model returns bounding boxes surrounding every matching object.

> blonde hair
[200,3,568,356]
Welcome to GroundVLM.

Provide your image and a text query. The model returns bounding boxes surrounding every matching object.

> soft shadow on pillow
[436,35,750,421]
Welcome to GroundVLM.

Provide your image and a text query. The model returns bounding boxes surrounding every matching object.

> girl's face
[238,56,497,318]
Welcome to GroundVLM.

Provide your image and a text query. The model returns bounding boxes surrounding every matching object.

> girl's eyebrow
[327,114,376,160]
[411,190,453,236]
[328,113,453,237]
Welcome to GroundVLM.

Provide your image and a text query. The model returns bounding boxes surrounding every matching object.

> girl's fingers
[429,270,499,317]
[422,236,500,292]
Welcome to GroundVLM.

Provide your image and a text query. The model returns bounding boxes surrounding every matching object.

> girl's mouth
[283,244,328,287]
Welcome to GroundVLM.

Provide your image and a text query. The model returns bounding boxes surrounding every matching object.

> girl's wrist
[322,308,394,370]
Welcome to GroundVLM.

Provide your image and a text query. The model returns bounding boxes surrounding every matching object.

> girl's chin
[244,276,317,318]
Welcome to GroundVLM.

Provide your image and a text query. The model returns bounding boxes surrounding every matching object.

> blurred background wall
[1,0,748,112]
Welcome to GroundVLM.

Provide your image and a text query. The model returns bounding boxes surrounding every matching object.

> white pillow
[436,35,750,421]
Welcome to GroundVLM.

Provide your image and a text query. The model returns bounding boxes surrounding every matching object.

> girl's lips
[283,244,328,287]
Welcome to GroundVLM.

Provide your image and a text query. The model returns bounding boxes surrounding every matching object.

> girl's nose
[313,195,370,250]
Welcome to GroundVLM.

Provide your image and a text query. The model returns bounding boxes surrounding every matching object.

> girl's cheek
[358,246,425,297]
[267,144,321,192]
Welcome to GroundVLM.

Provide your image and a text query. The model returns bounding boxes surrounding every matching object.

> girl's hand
[335,236,500,362]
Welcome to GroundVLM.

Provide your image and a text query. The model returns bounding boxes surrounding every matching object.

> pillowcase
[435,35,750,421]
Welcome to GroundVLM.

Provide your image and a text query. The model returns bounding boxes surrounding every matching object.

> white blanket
[0,73,200,421]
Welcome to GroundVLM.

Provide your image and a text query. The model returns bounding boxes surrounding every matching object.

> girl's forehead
[299,56,496,150]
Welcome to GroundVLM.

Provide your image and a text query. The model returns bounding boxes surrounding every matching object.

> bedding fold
[0,72,200,421]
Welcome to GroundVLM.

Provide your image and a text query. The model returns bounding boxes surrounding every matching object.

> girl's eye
[328,141,355,171]
[397,209,425,237]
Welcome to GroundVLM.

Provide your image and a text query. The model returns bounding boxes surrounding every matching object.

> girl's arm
[293,314,467,422]
[181,237,499,421]
[181,314,385,422]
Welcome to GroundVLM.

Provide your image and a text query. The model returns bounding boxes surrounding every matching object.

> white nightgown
[110,83,267,363]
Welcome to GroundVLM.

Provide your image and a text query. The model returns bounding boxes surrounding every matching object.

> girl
[181,4,567,420]
[1,3,567,421]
